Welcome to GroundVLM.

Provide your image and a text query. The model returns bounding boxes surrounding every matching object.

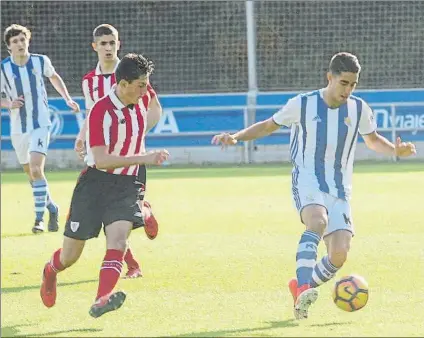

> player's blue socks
[310,255,339,287]
[30,180,58,215]
[46,191,58,214]
[296,230,321,287]
[32,179,48,221]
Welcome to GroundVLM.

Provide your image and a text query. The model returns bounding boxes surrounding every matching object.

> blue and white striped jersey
[1,54,55,135]
[273,89,377,200]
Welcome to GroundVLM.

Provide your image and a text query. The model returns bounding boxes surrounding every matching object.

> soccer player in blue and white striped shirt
[1,24,80,233]
[212,52,416,320]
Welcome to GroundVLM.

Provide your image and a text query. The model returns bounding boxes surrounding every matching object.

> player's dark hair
[92,24,118,41]
[329,52,361,75]
[4,24,31,46]
[115,53,155,84]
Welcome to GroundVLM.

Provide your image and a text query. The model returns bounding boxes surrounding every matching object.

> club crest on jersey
[344,117,352,127]
[119,118,126,124]
[31,68,39,76]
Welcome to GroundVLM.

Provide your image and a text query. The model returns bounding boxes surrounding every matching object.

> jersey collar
[109,85,126,110]
[95,59,120,75]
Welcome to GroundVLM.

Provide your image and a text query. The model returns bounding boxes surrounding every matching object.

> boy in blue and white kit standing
[1,24,80,233]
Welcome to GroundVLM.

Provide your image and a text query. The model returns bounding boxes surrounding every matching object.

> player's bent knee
[61,237,85,268]
[29,164,43,179]
[105,220,133,251]
[306,215,328,235]
[301,205,328,235]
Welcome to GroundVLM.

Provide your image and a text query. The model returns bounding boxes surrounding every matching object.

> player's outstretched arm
[212,117,280,147]
[362,132,416,157]
[48,72,80,113]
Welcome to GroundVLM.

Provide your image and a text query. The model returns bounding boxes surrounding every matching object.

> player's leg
[296,204,327,291]
[123,240,142,279]
[40,236,86,308]
[40,167,103,308]
[310,197,354,288]
[292,203,326,319]
[290,174,327,319]
[89,175,139,318]
[28,127,59,233]
[10,133,38,231]
[90,220,132,318]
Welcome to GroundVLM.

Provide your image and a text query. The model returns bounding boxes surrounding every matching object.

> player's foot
[40,263,57,308]
[48,207,59,232]
[294,285,318,320]
[288,278,298,304]
[124,266,143,279]
[89,291,127,318]
[32,220,44,234]
[143,201,158,240]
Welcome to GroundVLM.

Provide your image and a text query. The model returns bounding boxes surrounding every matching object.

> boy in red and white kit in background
[75,24,163,278]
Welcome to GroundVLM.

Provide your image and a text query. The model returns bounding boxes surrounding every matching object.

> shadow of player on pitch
[1,279,97,294]
[171,319,299,337]
[172,319,354,337]
[1,324,102,337]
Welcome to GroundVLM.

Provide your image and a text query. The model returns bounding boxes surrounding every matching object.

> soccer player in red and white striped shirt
[75,24,162,279]
[40,53,169,318]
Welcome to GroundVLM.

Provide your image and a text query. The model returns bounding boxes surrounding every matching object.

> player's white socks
[296,230,321,287]
[310,255,339,287]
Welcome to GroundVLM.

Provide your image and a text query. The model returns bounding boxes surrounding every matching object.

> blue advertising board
[1,89,424,150]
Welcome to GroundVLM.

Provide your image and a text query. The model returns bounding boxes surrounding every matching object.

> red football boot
[143,201,158,240]
[40,263,57,308]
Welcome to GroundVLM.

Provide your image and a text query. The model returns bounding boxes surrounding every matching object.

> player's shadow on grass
[1,279,97,294]
[172,320,299,337]
[1,232,54,239]
[172,319,354,337]
[1,324,102,337]
[310,321,352,327]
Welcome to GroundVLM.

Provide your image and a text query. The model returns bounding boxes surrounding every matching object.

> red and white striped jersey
[85,87,150,176]
[82,61,119,110]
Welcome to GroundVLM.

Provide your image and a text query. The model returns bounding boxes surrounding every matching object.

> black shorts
[64,167,140,240]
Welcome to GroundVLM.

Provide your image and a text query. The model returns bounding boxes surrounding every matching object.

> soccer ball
[332,275,369,312]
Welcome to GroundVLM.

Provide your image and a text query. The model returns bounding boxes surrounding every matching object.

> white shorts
[10,127,51,165]
[292,169,354,237]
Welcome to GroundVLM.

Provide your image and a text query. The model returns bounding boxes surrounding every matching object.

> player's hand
[66,99,80,113]
[74,138,86,160]
[394,136,416,157]
[211,133,238,149]
[8,96,25,109]
[141,149,170,165]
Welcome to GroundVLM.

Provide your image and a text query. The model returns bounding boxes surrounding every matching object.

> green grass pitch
[1,162,424,337]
